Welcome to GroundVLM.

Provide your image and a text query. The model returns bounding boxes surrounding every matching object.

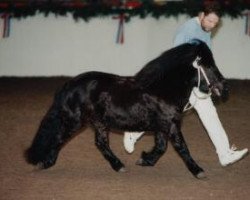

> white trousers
[125,87,232,157]
[189,87,230,156]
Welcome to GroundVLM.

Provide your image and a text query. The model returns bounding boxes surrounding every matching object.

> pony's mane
[135,40,212,88]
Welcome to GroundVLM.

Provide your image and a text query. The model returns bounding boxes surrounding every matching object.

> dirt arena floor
[0,77,249,200]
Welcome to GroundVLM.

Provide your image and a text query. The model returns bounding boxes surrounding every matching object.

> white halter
[192,56,211,93]
[183,56,212,112]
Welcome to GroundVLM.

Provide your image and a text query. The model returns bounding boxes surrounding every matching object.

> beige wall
[0,14,249,79]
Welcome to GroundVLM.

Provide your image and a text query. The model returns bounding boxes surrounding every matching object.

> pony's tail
[25,82,85,169]
[25,105,64,168]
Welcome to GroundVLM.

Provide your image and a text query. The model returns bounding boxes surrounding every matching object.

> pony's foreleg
[136,132,168,166]
[94,123,125,172]
[169,125,205,179]
[26,106,82,169]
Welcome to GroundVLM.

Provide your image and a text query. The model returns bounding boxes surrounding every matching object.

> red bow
[113,13,126,44]
[1,13,11,38]
[243,10,250,36]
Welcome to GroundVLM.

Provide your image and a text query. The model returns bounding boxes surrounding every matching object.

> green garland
[0,1,250,21]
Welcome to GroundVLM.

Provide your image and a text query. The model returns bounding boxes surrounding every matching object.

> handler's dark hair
[202,1,222,17]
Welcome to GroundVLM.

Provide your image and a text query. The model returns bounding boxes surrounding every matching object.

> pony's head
[135,39,228,101]
[189,40,229,101]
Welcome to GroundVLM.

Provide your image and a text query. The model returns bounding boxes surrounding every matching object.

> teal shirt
[173,17,212,49]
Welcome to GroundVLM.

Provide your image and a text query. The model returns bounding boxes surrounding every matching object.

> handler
[123,2,248,166]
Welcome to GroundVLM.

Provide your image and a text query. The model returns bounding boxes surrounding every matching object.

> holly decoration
[0,1,249,21]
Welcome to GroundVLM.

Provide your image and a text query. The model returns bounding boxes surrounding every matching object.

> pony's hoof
[31,163,45,172]
[196,172,207,179]
[118,167,127,173]
[136,158,144,165]
[37,162,45,170]
[136,158,154,166]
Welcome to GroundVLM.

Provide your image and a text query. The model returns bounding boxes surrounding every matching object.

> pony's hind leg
[94,122,125,172]
[170,126,205,179]
[136,131,168,166]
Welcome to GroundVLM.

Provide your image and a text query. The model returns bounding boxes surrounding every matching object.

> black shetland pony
[26,40,228,179]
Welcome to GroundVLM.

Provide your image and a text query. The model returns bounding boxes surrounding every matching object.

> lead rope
[183,56,212,112]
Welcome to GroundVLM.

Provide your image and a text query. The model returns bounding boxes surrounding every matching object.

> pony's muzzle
[211,80,229,101]
[210,85,221,97]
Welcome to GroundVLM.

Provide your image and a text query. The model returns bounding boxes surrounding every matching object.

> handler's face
[200,12,219,32]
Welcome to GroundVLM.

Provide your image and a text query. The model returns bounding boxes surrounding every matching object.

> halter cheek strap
[192,56,211,89]
[183,56,212,112]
